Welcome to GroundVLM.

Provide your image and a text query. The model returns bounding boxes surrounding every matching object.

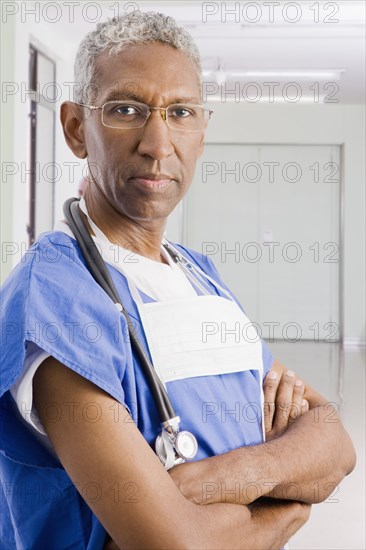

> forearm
[216,408,353,503]
[263,403,355,502]
[196,498,311,550]
[106,498,310,550]
[171,405,355,506]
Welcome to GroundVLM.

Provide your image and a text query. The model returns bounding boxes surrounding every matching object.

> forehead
[93,42,201,104]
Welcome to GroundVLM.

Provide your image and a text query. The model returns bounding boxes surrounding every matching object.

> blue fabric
[0,230,274,549]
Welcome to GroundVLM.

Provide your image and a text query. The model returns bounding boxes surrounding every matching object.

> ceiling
[30,0,365,103]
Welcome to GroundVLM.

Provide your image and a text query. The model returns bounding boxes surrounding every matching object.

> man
[0,11,355,549]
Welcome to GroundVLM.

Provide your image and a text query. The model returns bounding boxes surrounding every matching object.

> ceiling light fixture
[203,69,345,81]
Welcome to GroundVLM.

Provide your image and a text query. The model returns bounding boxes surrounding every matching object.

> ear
[60,102,87,159]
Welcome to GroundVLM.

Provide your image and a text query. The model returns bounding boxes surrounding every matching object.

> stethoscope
[63,197,198,470]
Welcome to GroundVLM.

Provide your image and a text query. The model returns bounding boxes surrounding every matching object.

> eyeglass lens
[101,101,208,132]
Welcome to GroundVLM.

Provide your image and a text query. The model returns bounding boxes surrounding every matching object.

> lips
[127,174,175,191]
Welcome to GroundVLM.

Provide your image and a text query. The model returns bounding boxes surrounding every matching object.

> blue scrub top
[0,230,273,549]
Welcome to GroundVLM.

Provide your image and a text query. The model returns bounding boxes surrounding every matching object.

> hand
[264,368,309,441]
[169,459,205,505]
[249,497,312,530]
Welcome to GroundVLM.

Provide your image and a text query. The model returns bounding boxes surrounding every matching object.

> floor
[268,342,365,550]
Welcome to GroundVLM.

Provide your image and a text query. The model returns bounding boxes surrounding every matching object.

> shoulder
[28,230,85,273]
[3,230,99,316]
[2,231,83,290]
[0,232,79,331]
[24,231,100,299]
[0,231,126,397]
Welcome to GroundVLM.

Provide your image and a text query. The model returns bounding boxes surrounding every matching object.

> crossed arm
[169,360,356,507]
[33,357,355,549]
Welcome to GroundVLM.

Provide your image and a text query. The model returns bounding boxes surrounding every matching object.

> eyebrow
[103,91,201,104]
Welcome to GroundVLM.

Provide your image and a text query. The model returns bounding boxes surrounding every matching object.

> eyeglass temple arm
[75,103,102,110]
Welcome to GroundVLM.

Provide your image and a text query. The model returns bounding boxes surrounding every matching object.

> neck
[82,185,167,263]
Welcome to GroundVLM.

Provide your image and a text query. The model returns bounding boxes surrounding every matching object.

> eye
[114,104,143,116]
[169,106,195,118]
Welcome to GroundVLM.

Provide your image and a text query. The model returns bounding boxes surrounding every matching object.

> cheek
[175,132,203,158]
[84,121,116,159]
[85,134,126,184]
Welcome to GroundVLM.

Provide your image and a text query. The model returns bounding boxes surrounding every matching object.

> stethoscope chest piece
[175,431,198,460]
[155,422,198,470]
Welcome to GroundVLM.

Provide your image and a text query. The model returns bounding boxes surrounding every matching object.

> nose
[137,109,174,160]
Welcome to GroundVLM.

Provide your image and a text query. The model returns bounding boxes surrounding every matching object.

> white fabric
[136,294,263,385]
[10,346,51,438]
[53,217,197,302]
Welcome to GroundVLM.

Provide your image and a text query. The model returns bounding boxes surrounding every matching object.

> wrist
[205,449,273,505]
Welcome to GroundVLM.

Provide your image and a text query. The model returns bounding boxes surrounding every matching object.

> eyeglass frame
[73,100,214,132]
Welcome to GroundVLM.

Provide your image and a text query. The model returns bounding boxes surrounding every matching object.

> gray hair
[73,11,202,104]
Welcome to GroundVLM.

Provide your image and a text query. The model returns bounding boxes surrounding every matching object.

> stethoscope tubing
[63,198,175,423]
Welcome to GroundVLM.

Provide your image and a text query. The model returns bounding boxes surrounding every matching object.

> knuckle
[293,379,304,391]
[264,402,275,415]
[282,370,296,386]
[264,377,277,389]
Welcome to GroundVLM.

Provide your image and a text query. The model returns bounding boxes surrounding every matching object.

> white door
[183,144,340,341]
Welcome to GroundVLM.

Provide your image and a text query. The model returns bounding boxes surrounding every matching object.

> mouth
[127,174,175,191]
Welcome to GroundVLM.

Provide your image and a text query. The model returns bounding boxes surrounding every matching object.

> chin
[118,196,179,222]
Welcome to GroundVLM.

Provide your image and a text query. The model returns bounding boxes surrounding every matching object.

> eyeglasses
[74,100,213,132]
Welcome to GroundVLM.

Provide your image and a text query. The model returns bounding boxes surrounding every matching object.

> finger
[272,369,296,432]
[302,399,309,413]
[289,378,305,423]
[263,370,279,434]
